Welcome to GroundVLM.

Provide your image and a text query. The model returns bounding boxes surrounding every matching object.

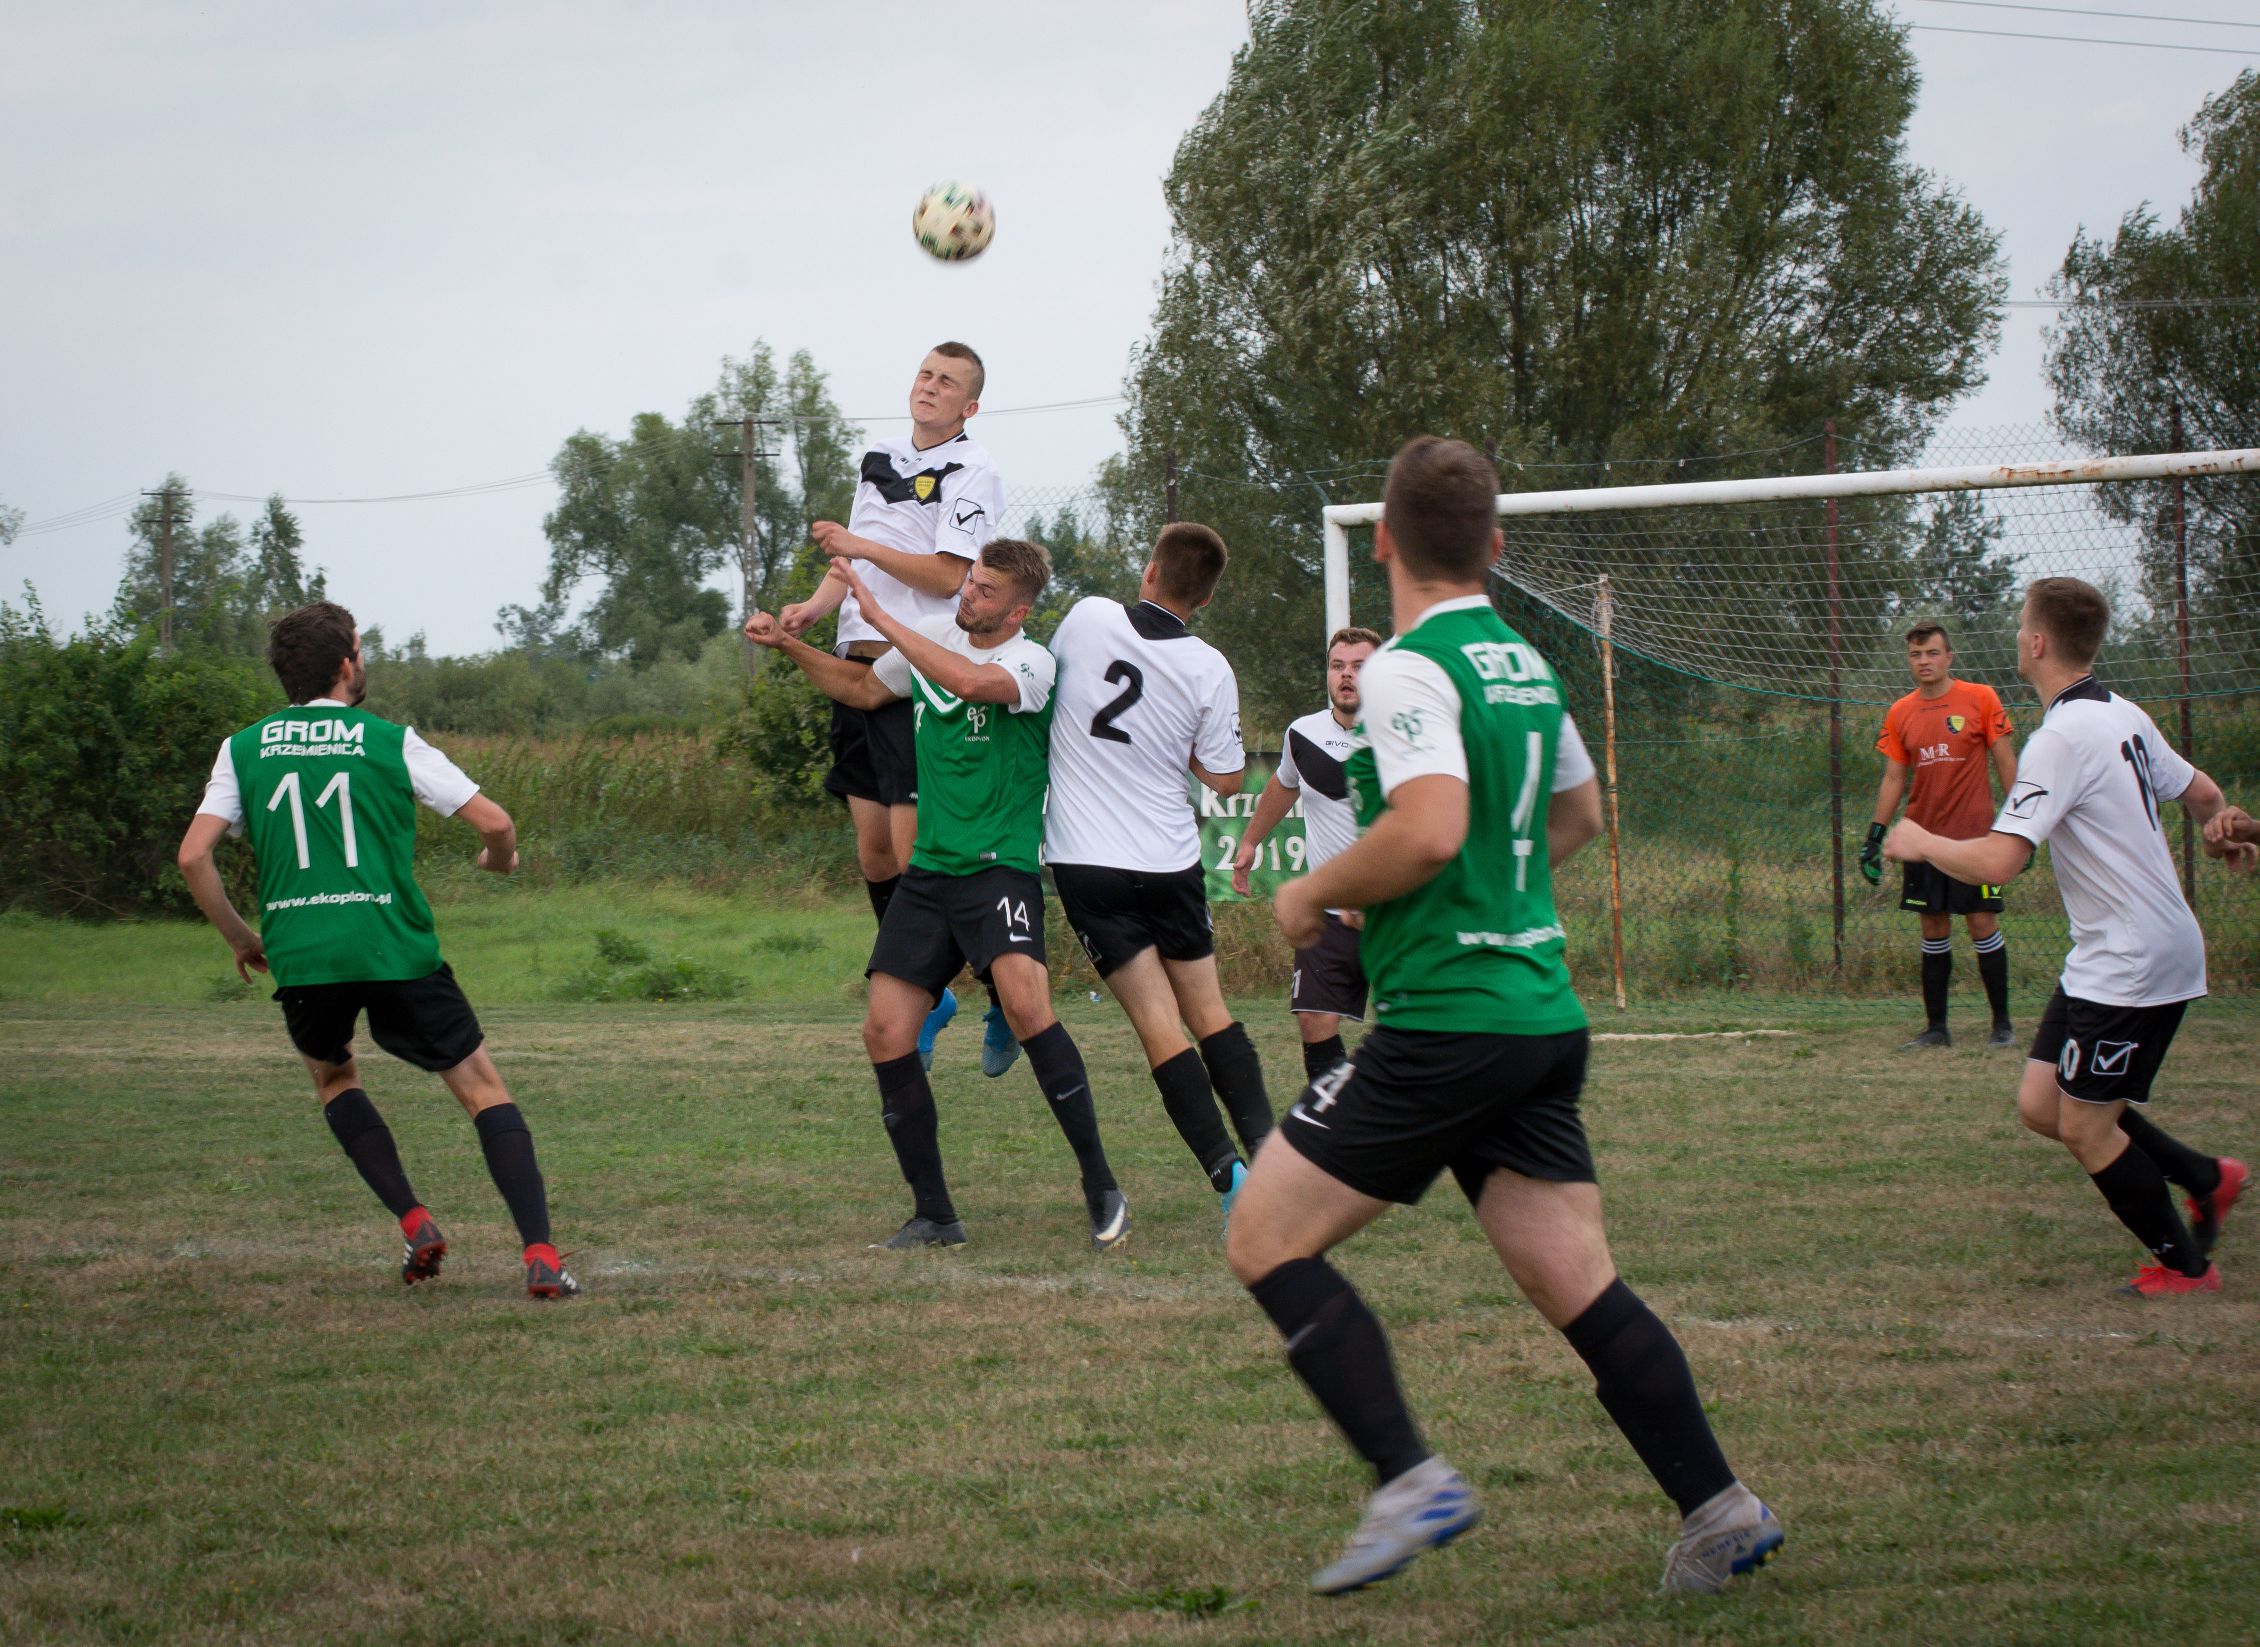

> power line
[2004,296,2260,308]
[1915,0,2260,30]
[1908,21,2260,55]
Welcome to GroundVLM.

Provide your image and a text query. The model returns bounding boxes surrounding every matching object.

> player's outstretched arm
[827,558,1020,704]
[176,813,267,981]
[2183,774,2260,866]
[1231,777,1299,895]
[812,521,972,599]
[780,567,850,637]
[455,794,519,874]
[1548,776,1604,867]
[1883,819,2032,887]
[744,610,895,708]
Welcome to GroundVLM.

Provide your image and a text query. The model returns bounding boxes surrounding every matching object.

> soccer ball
[912,181,994,262]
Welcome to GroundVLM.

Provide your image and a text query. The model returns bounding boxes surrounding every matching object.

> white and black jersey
[1044,597,1244,873]
[836,430,1004,650]
[1991,675,2205,1007]
[1277,709,1360,869]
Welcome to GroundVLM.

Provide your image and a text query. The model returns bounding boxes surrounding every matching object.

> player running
[748,541,1130,1251]
[1232,626,1383,1084]
[1859,622,2019,1049]
[1045,522,1272,1227]
[1887,576,2253,1296]
[175,602,577,1299]
[1226,438,1780,1597]
[780,342,1016,1076]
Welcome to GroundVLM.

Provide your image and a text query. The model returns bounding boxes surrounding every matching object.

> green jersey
[873,615,1057,876]
[207,702,476,987]
[1346,596,1590,1035]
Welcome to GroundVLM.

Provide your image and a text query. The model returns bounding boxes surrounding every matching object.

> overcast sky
[4,2,2252,655]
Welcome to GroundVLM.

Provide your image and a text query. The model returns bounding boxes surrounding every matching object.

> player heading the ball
[1224,437,1780,1598]
[1045,521,1274,1231]
[175,601,577,1299]
[748,542,1130,1252]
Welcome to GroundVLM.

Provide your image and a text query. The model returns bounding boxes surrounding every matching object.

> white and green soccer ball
[912,181,994,263]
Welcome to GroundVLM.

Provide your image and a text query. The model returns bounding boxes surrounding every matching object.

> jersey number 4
[1089,660,1144,744]
[267,769,359,870]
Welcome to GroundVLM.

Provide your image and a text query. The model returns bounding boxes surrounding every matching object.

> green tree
[2046,70,2260,675]
[109,478,264,655]
[1122,0,2004,720]
[540,343,860,667]
[245,494,324,618]
[0,498,22,544]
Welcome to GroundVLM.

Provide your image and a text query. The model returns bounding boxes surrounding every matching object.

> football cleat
[981,1005,1020,1078]
[399,1207,447,1285]
[1988,1020,2018,1048]
[523,1243,581,1299]
[1660,1494,1783,1594]
[2187,1157,2248,1257]
[2121,1259,2220,1297]
[1310,1456,1481,1595]
[872,1216,968,1250]
[1087,1187,1130,1250]
[917,987,959,1072]
[1219,1159,1248,1242]
[1901,1026,1951,1050]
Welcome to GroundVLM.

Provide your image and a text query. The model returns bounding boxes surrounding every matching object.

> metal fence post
[1825,421,1845,975]
[2172,402,2195,901]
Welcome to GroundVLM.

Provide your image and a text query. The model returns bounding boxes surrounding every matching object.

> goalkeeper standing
[1860,622,2018,1049]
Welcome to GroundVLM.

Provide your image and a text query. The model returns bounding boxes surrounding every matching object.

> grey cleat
[1087,1188,1130,1250]
[1901,1026,1951,1049]
[1660,1493,1783,1594]
[1310,1456,1481,1596]
[1988,1020,2017,1048]
[872,1216,968,1250]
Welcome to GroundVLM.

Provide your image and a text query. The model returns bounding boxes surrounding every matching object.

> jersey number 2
[1089,660,1144,745]
[267,770,359,870]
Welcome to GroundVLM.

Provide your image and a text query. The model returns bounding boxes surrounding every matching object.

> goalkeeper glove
[1859,821,1886,886]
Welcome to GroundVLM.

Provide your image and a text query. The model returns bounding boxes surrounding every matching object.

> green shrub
[557,929,747,1002]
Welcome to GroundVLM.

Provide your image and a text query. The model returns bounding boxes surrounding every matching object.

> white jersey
[836,429,1004,649]
[1990,675,2204,1007]
[1043,597,1244,871]
[1278,708,1361,869]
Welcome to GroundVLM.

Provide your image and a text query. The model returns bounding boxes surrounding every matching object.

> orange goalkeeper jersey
[1877,679,2014,841]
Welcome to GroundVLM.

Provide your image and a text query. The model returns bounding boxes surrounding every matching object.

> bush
[557,929,746,1002]
[0,609,277,915]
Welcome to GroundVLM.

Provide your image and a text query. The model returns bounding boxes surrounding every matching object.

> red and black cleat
[523,1243,581,1300]
[2122,1259,2221,1298]
[400,1208,447,1285]
[2187,1157,2248,1258]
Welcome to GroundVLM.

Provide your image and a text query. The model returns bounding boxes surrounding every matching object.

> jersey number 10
[267,769,359,870]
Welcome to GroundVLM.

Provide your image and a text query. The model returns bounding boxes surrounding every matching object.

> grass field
[3,901,2258,1645]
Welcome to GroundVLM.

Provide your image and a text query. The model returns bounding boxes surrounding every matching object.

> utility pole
[141,485,181,653]
[711,417,779,646]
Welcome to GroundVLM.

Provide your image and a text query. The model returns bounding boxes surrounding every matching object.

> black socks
[1249,1257,1429,1486]
[1919,938,1953,1028]
[1973,930,2010,1024]
[323,1088,419,1219]
[866,875,901,925]
[1561,1279,1736,1516]
[473,1103,551,1247]
[2117,1110,2221,1198]
[1197,1022,1273,1154]
[2090,1145,2205,1276]
[874,1053,957,1224]
[1022,1022,1117,1194]
[1152,1048,1238,1191]
[1302,1034,1347,1083]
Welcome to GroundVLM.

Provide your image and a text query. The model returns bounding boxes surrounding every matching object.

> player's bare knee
[2015,1062,2063,1137]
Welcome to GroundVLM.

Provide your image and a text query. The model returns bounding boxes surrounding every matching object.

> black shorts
[1050,861,1214,978]
[275,964,485,1073]
[867,866,1046,999]
[1279,1024,1594,1205]
[825,663,917,807]
[2029,987,2190,1106]
[1901,860,2004,915]
[1291,912,1368,1021]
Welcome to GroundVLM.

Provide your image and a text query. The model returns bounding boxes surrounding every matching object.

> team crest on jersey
[1946,714,1966,734]
[914,474,937,501]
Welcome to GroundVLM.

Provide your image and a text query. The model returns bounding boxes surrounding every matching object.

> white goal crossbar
[1319,446,2260,636]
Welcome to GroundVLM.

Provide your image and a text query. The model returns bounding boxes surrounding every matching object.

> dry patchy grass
[3,998,2257,1645]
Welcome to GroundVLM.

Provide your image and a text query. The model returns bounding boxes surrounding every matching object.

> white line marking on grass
[1592,1030,1797,1042]
[1687,1315,2143,1343]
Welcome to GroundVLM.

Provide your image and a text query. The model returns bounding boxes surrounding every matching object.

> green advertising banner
[1194,751,1312,904]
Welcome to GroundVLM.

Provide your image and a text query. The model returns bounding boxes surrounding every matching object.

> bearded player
[176,602,577,1299]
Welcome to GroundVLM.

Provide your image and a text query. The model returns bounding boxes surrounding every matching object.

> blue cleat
[980,1004,1019,1078]
[1219,1159,1248,1241]
[918,987,958,1071]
